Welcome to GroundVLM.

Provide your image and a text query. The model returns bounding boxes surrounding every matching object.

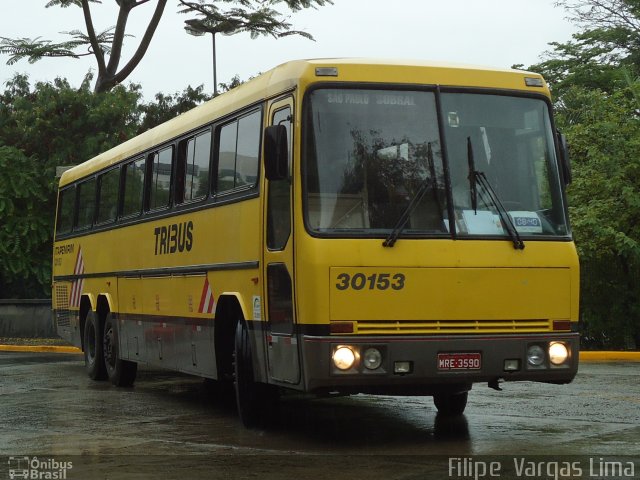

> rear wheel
[83,311,107,381]
[103,313,137,387]
[433,391,469,416]
[234,319,278,428]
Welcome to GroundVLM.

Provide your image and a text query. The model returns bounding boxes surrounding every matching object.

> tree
[137,84,211,133]
[0,73,141,170]
[557,85,640,348]
[179,0,323,94]
[556,0,640,35]
[0,0,332,93]
[521,1,640,97]
[519,0,640,348]
[0,74,141,298]
[0,146,52,298]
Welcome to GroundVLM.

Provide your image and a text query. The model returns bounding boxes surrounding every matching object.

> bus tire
[234,319,278,428]
[84,311,107,381]
[103,313,137,387]
[433,391,468,416]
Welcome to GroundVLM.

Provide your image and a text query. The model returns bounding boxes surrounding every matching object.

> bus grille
[352,319,552,335]
[55,284,71,327]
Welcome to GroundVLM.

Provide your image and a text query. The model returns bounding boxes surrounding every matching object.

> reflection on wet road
[1,352,638,478]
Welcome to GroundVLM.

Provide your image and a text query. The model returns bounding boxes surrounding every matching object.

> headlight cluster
[527,342,570,368]
[332,345,384,372]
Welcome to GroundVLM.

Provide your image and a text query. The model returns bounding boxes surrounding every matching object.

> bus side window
[267,106,292,250]
[215,109,261,194]
[55,186,75,237]
[216,121,239,193]
[177,130,211,204]
[75,177,96,230]
[121,157,145,218]
[148,146,173,211]
[96,168,119,224]
[236,111,261,188]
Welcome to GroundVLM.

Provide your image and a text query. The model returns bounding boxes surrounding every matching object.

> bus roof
[59,58,548,186]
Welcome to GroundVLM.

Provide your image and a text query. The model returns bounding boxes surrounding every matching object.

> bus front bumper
[300,332,579,395]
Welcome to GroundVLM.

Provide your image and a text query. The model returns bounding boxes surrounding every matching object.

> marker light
[527,345,545,366]
[362,348,382,370]
[316,67,338,77]
[333,346,357,370]
[525,77,544,87]
[549,342,569,365]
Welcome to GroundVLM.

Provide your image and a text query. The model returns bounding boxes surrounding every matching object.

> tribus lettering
[154,221,193,255]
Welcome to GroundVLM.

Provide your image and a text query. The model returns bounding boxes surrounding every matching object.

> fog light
[394,361,412,374]
[333,346,357,370]
[549,342,569,365]
[527,345,545,366]
[504,359,520,371]
[363,348,382,370]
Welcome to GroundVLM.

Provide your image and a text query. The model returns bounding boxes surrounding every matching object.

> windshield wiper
[383,143,439,247]
[467,137,478,213]
[466,137,525,250]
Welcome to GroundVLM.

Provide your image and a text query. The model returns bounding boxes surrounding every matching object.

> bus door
[262,97,300,385]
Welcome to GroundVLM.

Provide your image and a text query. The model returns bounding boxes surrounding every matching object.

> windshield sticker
[461,210,504,235]
[509,211,543,234]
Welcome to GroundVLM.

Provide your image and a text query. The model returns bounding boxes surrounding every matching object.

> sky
[0,0,579,98]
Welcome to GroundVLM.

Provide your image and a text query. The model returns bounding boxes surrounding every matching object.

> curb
[0,345,82,354]
[579,351,640,362]
[1,345,639,361]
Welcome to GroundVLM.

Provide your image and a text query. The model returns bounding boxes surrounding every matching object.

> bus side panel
[117,277,147,363]
[173,274,217,378]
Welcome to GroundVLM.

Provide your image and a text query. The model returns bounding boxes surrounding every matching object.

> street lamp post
[211,31,217,96]
[184,19,227,96]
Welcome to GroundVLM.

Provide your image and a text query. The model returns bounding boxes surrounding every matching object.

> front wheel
[234,319,278,428]
[103,313,137,387]
[433,391,468,416]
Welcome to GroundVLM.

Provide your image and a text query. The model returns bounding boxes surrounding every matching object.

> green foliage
[0,146,52,298]
[528,1,640,97]
[558,85,640,349]
[0,73,141,169]
[0,74,141,298]
[527,33,626,97]
[137,84,211,133]
[521,0,640,349]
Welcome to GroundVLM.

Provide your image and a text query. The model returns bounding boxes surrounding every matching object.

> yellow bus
[53,59,579,427]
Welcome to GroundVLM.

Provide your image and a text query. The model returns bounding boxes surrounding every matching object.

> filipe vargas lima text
[448,457,635,480]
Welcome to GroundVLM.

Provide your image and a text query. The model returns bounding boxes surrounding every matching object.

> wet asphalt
[0,352,638,479]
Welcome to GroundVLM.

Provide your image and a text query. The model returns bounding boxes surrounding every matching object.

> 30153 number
[335,273,405,291]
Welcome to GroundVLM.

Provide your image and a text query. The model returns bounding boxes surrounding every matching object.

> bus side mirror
[264,125,288,181]
[558,131,572,186]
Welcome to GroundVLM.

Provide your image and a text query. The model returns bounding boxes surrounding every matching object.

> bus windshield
[304,88,569,239]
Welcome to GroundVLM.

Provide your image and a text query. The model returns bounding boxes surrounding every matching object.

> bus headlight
[362,348,382,370]
[527,345,545,366]
[333,346,357,370]
[549,342,569,365]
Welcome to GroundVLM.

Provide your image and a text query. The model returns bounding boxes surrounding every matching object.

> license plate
[437,352,482,370]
